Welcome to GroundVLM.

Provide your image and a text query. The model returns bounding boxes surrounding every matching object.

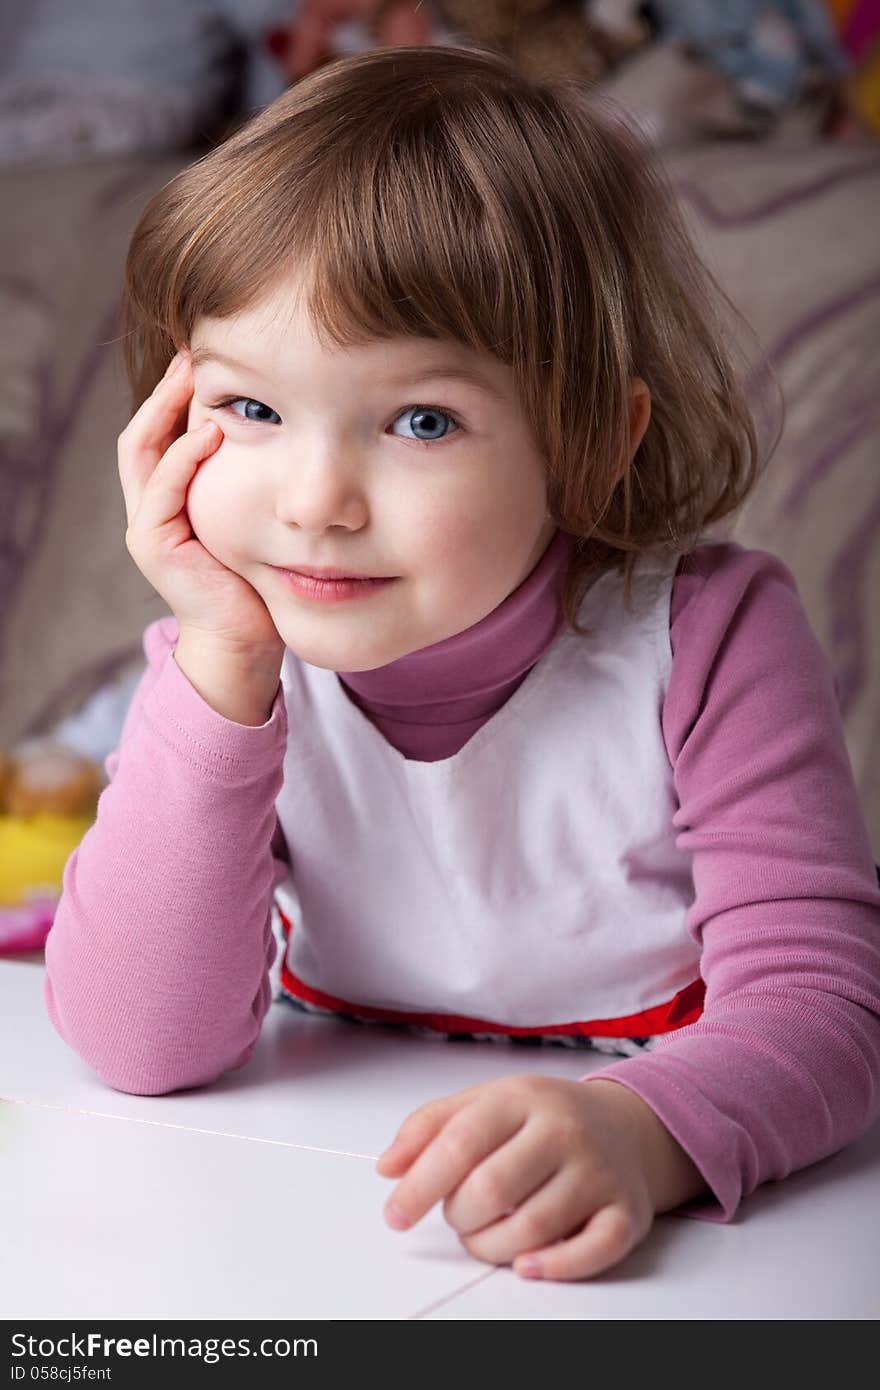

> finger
[376,1081,490,1177]
[130,351,193,453]
[118,353,193,522]
[441,1119,558,1237]
[512,1201,648,1284]
[460,1165,594,1270]
[383,1100,525,1231]
[131,421,221,538]
[375,1091,470,1179]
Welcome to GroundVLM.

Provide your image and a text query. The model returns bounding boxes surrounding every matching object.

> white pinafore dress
[270,549,703,1058]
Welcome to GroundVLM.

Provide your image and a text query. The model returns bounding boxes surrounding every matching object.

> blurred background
[1,1,878,947]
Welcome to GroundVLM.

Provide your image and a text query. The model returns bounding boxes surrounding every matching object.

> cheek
[185,457,250,557]
[405,468,533,579]
[402,490,484,575]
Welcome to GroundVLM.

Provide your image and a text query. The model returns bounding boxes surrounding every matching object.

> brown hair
[119,43,782,636]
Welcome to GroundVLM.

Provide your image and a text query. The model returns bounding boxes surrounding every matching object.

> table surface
[2,951,879,1320]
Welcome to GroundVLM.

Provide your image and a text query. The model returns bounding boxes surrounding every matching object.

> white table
[2,951,878,1319]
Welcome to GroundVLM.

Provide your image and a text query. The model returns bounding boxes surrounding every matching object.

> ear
[628,377,651,462]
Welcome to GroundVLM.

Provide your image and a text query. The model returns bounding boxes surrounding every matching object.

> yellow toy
[0,740,102,952]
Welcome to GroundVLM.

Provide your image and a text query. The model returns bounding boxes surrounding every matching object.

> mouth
[279,565,394,581]
[270,567,399,604]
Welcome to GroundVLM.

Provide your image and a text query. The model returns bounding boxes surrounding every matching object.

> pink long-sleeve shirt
[44,535,880,1221]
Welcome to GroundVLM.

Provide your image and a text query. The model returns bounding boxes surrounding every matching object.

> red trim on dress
[276,908,704,1038]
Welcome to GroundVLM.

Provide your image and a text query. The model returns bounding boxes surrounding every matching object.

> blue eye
[216,397,281,424]
[392,405,461,444]
[212,397,462,444]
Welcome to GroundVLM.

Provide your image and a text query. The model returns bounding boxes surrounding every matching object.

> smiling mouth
[276,566,395,581]
[270,567,399,602]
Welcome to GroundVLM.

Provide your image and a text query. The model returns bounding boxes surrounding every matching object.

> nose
[274,436,369,533]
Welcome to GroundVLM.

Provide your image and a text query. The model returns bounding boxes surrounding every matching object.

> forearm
[45,630,288,1095]
[580,908,880,1223]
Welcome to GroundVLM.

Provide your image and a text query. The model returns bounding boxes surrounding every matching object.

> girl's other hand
[376,1074,707,1282]
[118,349,284,664]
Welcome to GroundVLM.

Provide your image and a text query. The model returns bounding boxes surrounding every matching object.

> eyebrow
[188,346,506,401]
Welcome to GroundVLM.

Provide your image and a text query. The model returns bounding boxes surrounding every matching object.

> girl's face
[185,279,556,672]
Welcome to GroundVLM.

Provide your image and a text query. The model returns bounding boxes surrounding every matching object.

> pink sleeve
[44,616,290,1095]
[580,542,880,1222]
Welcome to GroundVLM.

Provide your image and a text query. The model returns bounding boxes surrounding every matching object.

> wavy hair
[119,43,783,635]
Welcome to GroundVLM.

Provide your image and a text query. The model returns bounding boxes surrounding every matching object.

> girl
[45,45,880,1283]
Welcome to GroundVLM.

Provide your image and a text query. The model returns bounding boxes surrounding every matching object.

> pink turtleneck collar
[336,528,577,762]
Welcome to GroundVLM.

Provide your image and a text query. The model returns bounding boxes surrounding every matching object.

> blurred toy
[264,0,438,80]
[0,739,102,953]
[647,0,855,133]
[824,0,880,135]
[433,1,651,86]
[264,0,653,90]
[0,661,142,953]
[261,0,873,142]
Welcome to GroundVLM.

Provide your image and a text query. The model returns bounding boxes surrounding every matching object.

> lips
[283,565,389,581]
[271,567,398,604]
